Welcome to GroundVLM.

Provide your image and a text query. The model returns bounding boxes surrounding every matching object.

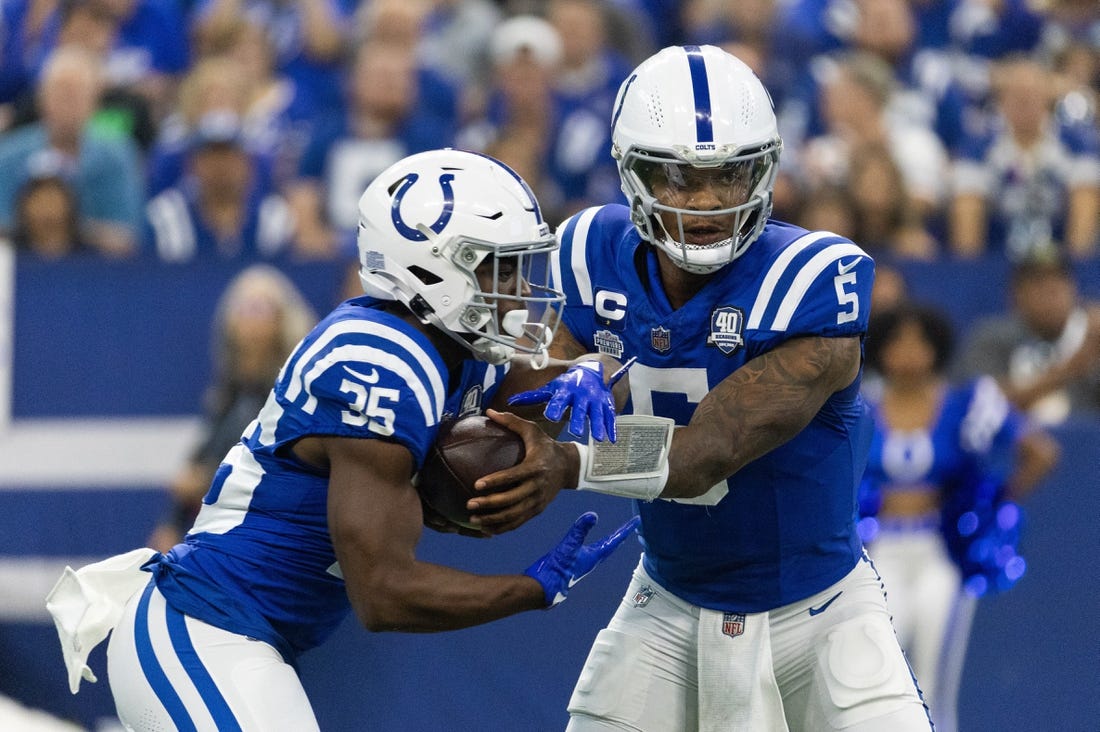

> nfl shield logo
[632,586,654,608]
[722,613,746,638]
[651,326,671,352]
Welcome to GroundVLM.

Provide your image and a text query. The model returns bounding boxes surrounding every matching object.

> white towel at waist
[697,607,789,732]
[45,548,157,694]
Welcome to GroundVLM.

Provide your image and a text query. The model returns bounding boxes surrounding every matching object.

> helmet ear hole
[407,265,443,286]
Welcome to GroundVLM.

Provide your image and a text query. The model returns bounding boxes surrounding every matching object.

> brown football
[417,415,526,528]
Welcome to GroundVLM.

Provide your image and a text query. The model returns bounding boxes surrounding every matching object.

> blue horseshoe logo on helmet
[391,172,456,241]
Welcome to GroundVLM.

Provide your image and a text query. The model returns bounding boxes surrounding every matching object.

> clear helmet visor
[453,235,564,365]
[622,145,778,274]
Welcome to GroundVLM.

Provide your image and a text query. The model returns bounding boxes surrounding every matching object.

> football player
[476,45,935,730]
[46,149,637,731]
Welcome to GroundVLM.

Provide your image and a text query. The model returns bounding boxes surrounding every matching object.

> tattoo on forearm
[689,337,855,469]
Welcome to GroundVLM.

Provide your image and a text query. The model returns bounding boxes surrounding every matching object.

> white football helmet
[357,149,564,365]
[611,45,782,274]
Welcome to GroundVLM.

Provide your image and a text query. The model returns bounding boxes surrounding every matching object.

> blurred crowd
[0,0,1095,266]
[2,0,1098,422]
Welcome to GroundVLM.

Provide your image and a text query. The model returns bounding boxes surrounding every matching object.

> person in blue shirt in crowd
[0,45,143,256]
[47,148,637,731]
[476,45,933,731]
[143,110,294,262]
[189,0,355,131]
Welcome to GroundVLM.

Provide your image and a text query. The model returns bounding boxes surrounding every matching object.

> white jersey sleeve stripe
[746,231,832,329]
[769,243,865,332]
[566,208,600,306]
[286,320,445,415]
[960,375,1010,453]
[147,191,195,263]
[300,344,440,426]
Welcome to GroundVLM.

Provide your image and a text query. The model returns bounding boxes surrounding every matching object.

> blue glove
[508,360,618,441]
[524,512,640,607]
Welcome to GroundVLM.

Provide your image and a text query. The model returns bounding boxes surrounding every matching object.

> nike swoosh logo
[343,365,379,383]
[568,576,583,589]
[837,257,862,275]
[808,591,843,616]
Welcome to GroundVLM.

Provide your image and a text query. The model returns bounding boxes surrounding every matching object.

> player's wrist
[572,416,674,500]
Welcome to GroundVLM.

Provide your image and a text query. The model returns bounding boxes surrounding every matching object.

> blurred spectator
[143,111,296,262]
[860,301,1059,732]
[51,0,158,151]
[288,39,457,257]
[190,0,357,131]
[457,10,621,223]
[6,0,189,134]
[954,251,1100,426]
[9,171,88,258]
[0,45,143,256]
[770,0,918,108]
[413,0,501,117]
[145,54,261,196]
[796,51,950,222]
[797,182,856,240]
[846,143,939,260]
[215,20,314,190]
[543,0,631,215]
[949,54,1100,260]
[148,263,317,552]
[457,15,562,219]
[81,0,191,124]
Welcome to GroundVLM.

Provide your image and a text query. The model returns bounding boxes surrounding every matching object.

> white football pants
[106,581,319,731]
[868,527,977,732]
[567,555,932,732]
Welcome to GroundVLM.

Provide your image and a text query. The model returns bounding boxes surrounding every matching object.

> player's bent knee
[815,615,930,730]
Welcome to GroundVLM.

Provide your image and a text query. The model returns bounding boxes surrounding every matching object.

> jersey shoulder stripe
[770,242,867,332]
[555,206,602,306]
[746,231,832,329]
[747,231,869,332]
[282,316,446,427]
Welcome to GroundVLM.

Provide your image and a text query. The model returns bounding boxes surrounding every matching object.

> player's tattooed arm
[661,335,862,499]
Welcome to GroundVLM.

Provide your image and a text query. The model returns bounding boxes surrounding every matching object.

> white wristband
[573,416,674,501]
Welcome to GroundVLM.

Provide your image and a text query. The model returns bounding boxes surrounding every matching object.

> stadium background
[0,251,1097,731]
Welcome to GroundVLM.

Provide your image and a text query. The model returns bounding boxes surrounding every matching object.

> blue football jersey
[862,376,1024,503]
[553,204,875,612]
[148,297,505,661]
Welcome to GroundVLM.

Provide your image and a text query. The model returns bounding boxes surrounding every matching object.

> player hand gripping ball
[509,358,635,442]
[525,512,640,607]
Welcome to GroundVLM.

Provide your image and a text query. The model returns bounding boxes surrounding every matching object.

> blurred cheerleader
[859,302,1059,732]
